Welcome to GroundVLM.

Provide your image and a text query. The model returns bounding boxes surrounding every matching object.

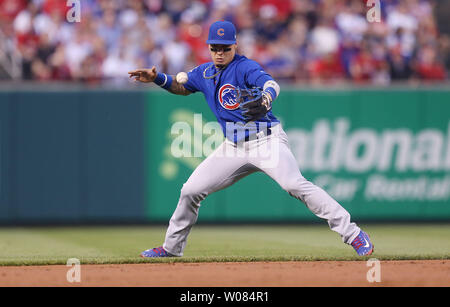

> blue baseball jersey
[182,54,280,142]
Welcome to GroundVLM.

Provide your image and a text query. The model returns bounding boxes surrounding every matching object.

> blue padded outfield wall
[0,88,449,224]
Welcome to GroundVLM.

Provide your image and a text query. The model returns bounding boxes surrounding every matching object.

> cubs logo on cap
[218,84,239,110]
[207,21,236,45]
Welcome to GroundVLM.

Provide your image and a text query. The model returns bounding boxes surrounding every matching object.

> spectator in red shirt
[48,44,72,81]
[308,52,345,83]
[251,0,292,20]
[349,44,378,83]
[0,0,26,22]
[42,0,69,19]
[415,44,446,81]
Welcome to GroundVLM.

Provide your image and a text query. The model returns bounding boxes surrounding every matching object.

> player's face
[209,44,237,67]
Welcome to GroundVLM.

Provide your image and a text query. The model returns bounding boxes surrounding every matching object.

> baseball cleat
[351,231,374,256]
[140,246,173,258]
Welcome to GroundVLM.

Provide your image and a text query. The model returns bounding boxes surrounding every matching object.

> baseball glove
[237,87,272,122]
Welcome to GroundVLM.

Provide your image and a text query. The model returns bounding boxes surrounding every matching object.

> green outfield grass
[0,224,449,266]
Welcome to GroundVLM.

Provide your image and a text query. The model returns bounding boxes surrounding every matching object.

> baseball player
[128,21,374,257]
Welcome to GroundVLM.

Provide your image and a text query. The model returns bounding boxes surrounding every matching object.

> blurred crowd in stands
[0,0,448,85]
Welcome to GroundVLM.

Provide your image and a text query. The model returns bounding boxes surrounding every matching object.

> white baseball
[176,72,188,84]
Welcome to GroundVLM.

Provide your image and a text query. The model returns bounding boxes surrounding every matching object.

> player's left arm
[260,79,280,110]
[242,61,280,110]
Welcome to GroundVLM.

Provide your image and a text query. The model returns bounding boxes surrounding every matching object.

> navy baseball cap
[206,21,237,45]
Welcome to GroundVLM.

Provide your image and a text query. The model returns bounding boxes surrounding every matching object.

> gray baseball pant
[163,124,360,256]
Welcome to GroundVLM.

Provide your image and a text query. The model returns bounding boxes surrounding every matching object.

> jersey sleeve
[182,65,204,93]
[240,59,273,89]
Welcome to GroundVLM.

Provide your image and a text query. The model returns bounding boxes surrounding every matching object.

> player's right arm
[128,66,192,96]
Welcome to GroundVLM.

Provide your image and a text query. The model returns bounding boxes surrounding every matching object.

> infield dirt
[0,260,449,287]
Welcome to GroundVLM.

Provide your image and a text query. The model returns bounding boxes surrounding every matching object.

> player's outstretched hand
[128,66,157,83]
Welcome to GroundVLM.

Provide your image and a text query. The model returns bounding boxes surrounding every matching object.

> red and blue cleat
[351,231,374,256]
[140,246,173,258]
